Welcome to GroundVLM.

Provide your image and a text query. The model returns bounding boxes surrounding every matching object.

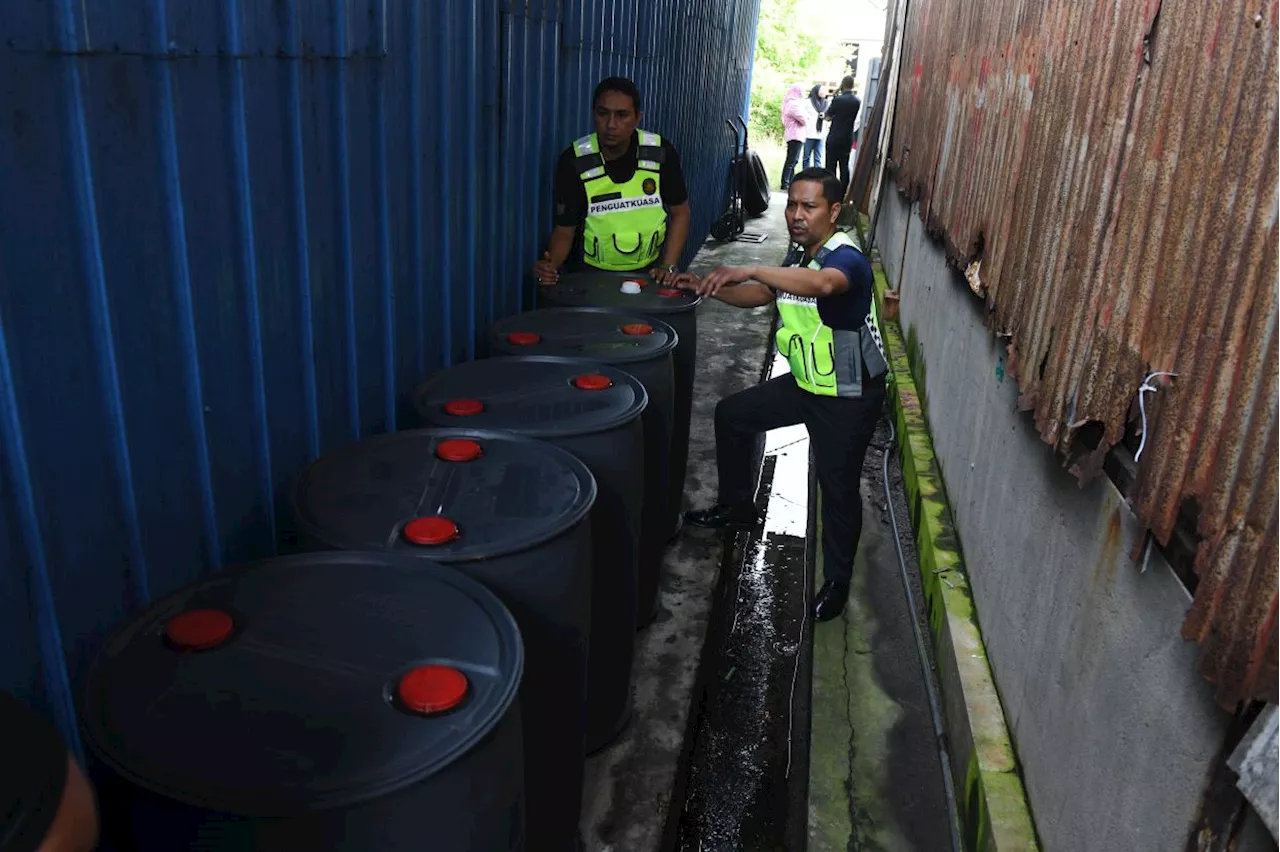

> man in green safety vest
[674,168,889,622]
[532,76,692,286]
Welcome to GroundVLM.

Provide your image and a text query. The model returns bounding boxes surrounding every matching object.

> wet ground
[577,200,788,851]
[671,350,814,852]
[669,338,955,852]
[580,196,955,851]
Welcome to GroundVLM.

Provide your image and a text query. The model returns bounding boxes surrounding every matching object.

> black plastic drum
[80,552,524,852]
[539,273,701,530]
[488,308,677,624]
[413,356,645,751]
[289,430,595,852]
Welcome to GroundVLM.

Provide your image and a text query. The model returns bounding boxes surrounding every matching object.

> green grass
[752,136,788,192]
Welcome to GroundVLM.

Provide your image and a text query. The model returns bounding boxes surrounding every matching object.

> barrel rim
[489,307,679,364]
[540,271,705,313]
[289,427,598,562]
[79,551,524,814]
[412,355,649,438]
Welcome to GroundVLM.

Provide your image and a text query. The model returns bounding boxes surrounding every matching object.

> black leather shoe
[684,503,759,530]
[813,580,850,622]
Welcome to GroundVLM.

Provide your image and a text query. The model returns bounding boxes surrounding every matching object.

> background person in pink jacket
[779,83,807,190]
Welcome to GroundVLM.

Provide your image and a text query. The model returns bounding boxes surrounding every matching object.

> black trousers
[828,135,852,195]
[780,140,803,189]
[715,375,884,586]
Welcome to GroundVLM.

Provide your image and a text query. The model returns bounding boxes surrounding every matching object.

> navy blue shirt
[812,244,874,330]
[782,240,884,388]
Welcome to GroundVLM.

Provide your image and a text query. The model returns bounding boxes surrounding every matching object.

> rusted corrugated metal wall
[886,0,1277,707]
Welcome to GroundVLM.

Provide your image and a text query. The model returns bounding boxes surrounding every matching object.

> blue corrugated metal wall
[0,0,761,748]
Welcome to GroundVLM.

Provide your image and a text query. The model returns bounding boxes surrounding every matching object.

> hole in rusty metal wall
[1064,420,1106,475]
[1162,498,1205,593]
[1178,495,1203,532]
[1073,420,1106,452]
[970,230,986,261]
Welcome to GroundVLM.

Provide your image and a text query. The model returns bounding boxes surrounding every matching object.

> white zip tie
[1135,371,1178,462]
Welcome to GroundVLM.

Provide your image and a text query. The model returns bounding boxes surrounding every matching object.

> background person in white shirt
[801,84,829,169]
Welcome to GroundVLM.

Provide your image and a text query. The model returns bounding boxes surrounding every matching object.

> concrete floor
[580,193,955,851]
[808,420,956,852]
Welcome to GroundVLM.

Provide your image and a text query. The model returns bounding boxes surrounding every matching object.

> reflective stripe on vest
[774,231,889,398]
[573,130,668,271]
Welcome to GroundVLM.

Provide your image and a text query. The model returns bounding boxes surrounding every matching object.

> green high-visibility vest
[775,230,889,398]
[573,130,668,271]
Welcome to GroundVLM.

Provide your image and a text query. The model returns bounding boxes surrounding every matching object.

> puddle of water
[675,351,815,851]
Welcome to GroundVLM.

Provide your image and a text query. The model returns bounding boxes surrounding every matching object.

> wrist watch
[664,264,678,275]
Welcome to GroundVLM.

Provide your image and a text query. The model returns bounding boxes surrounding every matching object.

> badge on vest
[587,195,663,216]
[776,291,817,306]
[642,178,657,195]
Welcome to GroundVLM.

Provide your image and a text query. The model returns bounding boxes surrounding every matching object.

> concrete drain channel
[668,458,813,850]
[665,350,959,851]
[665,350,815,851]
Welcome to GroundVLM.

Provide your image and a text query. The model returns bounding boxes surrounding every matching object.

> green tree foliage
[748,0,852,142]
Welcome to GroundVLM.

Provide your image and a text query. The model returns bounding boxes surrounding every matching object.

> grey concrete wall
[874,183,1254,852]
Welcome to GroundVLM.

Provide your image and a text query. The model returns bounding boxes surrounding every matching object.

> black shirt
[552,132,689,228]
[825,93,862,143]
[0,692,67,852]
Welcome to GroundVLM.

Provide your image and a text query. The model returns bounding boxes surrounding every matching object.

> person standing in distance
[824,76,862,195]
[801,84,829,169]
[532,77,692,286]
[674,168,888,623]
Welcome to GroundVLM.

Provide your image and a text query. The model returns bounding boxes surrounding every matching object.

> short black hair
[840,75,855,91]
[790,168,843,205]
[593,77,642,112]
